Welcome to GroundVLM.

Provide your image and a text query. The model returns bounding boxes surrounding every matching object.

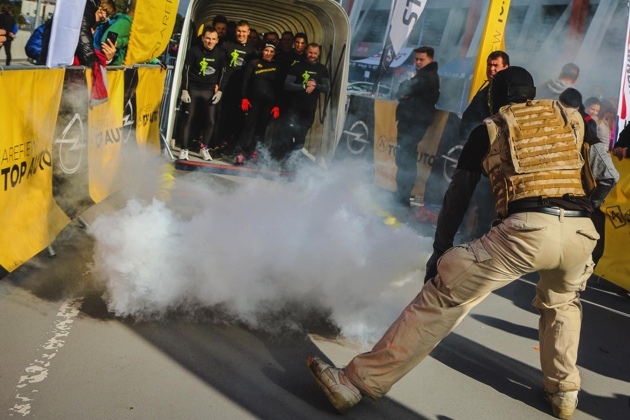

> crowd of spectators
[175,14,330,167]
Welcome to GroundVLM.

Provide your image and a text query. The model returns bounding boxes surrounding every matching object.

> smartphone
[106,31,118,45]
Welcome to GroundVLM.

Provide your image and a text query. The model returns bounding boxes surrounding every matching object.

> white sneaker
[179,149,189,160]
[544,390,578,419]
[200,147,212,161]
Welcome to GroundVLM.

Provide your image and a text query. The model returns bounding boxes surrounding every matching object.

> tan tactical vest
[482,99,586,217]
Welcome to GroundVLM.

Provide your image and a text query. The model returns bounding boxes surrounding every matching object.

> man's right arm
[0,28,6,47]
[424,124,488,282]
[424,168,482,281]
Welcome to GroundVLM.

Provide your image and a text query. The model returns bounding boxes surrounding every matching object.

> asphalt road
[1,169,629,419]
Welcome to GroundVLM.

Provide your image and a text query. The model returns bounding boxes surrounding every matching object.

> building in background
[21,0,56,28]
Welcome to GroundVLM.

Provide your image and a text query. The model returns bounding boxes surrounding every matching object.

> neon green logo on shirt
[230,50,239,67]
[301,71,310,88]
[199,60,208,75]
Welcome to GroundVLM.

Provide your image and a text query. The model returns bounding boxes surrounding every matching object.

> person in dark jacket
[459,51,509,142]
[394,45,440,205]
[236,43,282,162]
[75,0,115,67]
[178,26,227,161]
[273,42,330,161]
[25,21,48,62]
[612,123,630,159]
[0,5,16,65]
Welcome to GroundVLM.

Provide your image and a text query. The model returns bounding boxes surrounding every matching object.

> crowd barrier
[338,95,630,291]
[0,65,166,277]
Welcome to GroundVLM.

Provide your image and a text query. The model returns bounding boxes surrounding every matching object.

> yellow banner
[87,69,125,203]
[594,158,630,291]
[0,69,70,272]
[469,0,511,102]
[373,100,449,198]
[125,0,179,65]
[373,100,398,191]
[135,67,166,150]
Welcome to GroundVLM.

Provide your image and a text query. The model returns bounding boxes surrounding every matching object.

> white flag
[389,0,427,55]
[616,6,630,146]
[46,0,87,68]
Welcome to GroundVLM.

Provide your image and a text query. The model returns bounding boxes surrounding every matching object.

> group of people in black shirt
[177,16,330,166]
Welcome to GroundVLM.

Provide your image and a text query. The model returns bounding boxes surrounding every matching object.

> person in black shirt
[394,46,440,205]
[179,26,226,161]
[273,42,330,161]
[235,44,282,162]
[216,20,258,154]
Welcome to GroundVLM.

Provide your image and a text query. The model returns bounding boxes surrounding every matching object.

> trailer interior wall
[166,0,351,162]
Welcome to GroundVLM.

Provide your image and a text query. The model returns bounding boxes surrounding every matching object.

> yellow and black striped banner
[469,0,511,102]
[125,0,180,65]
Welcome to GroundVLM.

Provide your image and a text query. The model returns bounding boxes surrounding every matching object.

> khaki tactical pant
[346,211,598,398]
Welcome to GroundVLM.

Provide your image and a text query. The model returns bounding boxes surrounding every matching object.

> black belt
[509,206,589,218]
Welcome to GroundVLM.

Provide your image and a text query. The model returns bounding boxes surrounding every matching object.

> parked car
[347,81,392,99]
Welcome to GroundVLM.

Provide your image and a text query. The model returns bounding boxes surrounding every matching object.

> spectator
[612,123,630,160]
[235,43,282,163]
[582,96,601,139]
[460,51,509,141]
[25,19,52,63]
[93,0,135,65]
[394,46,440,206]
[178,26,226,161]
[75,0,115,67]
[583,96,601,121]
[536,62,580,100]
[596,100,616,146]
[272,42,330,162]
[0,5,16,65]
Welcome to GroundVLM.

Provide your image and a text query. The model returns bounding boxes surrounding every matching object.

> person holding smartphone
[93,0,134,65]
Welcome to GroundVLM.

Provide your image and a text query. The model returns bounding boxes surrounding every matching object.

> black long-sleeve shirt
[183,44,226,91]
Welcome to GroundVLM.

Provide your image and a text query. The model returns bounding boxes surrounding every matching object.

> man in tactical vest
[305,67,616,420]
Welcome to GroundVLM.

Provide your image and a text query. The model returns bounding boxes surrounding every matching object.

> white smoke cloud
[89,157,433,346]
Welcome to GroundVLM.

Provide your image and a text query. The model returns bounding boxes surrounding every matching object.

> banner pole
[615,1,630,148]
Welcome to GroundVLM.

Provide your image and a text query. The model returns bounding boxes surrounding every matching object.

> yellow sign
[87,69,125,203]
[469,0,511,102]
[135,67,166,150]
[373,99,449,199]
[594,157,630,291]
[125,0,180,65]
[373,100,398,191]
[0,69,69,272]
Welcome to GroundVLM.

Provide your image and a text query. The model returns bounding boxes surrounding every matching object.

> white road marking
[8,298,83,417]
